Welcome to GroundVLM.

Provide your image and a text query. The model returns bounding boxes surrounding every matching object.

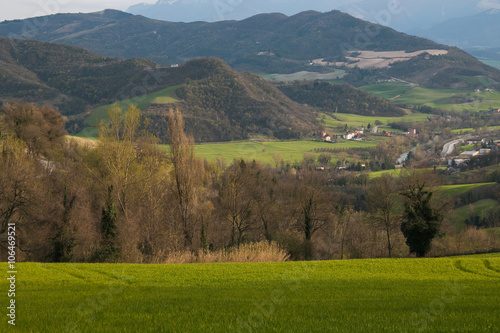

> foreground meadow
[1,255,499,332]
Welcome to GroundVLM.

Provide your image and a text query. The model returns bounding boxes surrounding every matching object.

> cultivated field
[322,113,429,128]
[361,82,500,111]
[2,255,499,332]
[434,182,497,199]
[314,50,448,69]
[188,140,379,165]
[452,126,500,134]
[261,70,346,82]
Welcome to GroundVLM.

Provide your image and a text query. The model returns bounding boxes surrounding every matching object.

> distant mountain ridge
[126,0,486,33]
[2,9,498,89]
[417,9,500,62]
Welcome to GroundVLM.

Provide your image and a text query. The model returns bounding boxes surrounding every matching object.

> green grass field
[366,168,447,180]
[321,113,429,135]
[452,126,500,134]
[435,183,496,199]
[2,256,499,332]
[78,85,181,137]
[452,199,500,227]
[188,140,380,165]
[360,82,500,111]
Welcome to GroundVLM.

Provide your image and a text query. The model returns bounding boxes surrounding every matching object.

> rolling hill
[133,58,320,142]
[278,81,406,116]
[0,36,172,116]
[0,37,319,142]
[1,9,499,89]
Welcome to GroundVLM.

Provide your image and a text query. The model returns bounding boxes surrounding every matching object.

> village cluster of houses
[320,127,417,142]
[449,137,500,166]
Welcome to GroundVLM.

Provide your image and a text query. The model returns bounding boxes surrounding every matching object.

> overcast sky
[2,0,500,23]
[0,0,156,22]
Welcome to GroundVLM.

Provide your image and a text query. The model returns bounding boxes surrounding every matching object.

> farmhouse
[343,132,356,140]
[460,151,479,158]
[479,149,491,155]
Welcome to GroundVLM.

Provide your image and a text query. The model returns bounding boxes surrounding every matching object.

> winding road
[441,138,465,157]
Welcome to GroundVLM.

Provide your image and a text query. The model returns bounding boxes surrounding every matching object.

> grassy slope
[79,85,181,137]
[165,140,380,165]
[322,113,429,131]
[360,82,500,111]
[452,126,500,134]
[452,199,500,225]
[2,257,499,332]
[435,183,497,199]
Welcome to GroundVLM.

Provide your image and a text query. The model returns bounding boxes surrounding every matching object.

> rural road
[441,138,464,157]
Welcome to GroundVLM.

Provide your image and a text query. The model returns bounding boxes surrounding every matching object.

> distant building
[343,132,356,140]
[409,128,417,135]
[448,159,468,166]
[460,151,479,158]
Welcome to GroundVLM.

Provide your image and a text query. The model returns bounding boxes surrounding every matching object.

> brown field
[313,49,448,69]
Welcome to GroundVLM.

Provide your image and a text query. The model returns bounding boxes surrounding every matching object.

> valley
[1,5,500,333]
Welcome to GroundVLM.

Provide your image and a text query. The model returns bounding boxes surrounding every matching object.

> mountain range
[1,9,499,90]
[417,9,500,62]
[0,34,415,142]
[126,0,491,33]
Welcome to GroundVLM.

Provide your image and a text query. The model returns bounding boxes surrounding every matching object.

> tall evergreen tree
[400,182,443,257]
[101,185,118,240]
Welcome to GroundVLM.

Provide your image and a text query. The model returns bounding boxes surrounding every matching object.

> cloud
[0,0,157,22]
[478,0,500,10]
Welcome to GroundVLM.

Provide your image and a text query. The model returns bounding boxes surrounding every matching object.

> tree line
[1,102,498,263]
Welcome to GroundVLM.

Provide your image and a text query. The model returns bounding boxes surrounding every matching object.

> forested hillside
[278,81,406,116]
[0,38,317,141]
[146,58,318,141]
[2,9,499,89]
[0,36,170,116]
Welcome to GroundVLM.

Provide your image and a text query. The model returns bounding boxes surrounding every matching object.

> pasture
[190,140,380,165]
[78,85,181,137]
[434,182,497,199]
[321,112,429,130]
[2,255,499,332]
[360,82,500,111]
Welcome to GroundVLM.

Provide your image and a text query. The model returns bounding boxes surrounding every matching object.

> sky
[0,0,157,22]
[2,0,500,23]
